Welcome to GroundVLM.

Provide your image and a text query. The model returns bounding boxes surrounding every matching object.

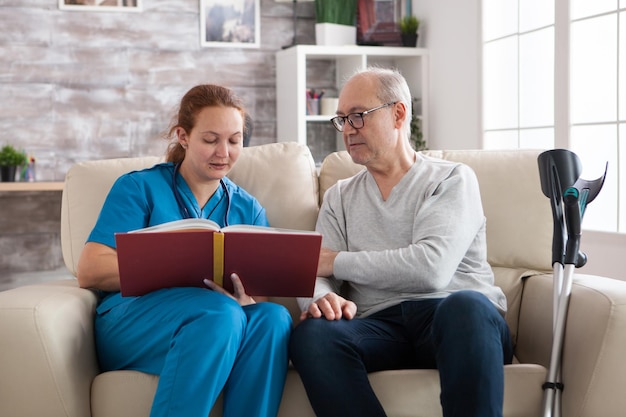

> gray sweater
[299,152,506,318]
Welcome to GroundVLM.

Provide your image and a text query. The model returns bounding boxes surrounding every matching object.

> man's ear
[394,101,408,129]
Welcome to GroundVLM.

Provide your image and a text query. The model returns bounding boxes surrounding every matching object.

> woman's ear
[177,127,189,149]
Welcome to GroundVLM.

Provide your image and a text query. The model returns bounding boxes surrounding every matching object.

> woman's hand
[204,273,256,306]
[300,292,357,321]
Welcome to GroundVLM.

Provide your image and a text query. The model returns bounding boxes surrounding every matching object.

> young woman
[77,84,291,417]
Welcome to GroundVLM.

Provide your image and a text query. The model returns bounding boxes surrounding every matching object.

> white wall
[577,231,625,280]
[413,0,623,280]
[413,0,482,150]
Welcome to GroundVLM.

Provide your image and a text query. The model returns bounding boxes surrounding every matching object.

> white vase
[315,23,357,46]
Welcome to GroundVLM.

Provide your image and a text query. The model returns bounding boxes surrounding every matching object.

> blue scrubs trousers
[289,290,513,417]
[95,288,292,417]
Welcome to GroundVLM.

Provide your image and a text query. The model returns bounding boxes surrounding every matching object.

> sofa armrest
[517,273,626,417]
[0,279,99,417]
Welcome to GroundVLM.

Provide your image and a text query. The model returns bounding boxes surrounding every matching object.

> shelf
[0,182,64,192]
[307,115,335,122]
[282,45,429,60]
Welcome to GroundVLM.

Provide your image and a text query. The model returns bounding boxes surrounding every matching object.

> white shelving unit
[276,45,429,162]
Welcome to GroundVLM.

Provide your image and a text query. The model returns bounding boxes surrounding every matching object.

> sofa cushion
[227,142,319,231]
[492,266,543,346]
[435,149,552,272]
[318,150,364,204]
[61,156,163,276]
[518,273,626,417]
[0,280,99,417]
[90,366,546,417]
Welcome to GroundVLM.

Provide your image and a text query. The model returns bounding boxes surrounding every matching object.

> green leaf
[315,0,358,25]
[0,145,28,166]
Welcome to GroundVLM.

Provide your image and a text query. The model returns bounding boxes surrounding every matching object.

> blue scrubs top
[87,162,269,311]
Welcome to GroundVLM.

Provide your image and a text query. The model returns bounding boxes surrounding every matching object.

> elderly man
[289,67,512,417]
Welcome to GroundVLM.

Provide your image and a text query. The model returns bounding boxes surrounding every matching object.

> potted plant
[410,98,427,151]
[0,144,28,182]
[314,0,358,46]
[410,115,427,151]
[399,15,420,47]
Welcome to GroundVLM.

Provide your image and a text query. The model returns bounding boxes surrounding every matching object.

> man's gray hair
[349,67,413,142]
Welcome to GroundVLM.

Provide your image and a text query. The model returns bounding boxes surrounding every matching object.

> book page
[130,218,221,233]
[128,218,320,235]
[221,224,320,235]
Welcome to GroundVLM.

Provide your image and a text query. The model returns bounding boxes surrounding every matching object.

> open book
[115,218,322,297]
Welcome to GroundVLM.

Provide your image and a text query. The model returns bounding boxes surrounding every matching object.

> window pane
[519,0,554,32]
[571,125,617,232]
[571,14,617,124]
[621,125,626,232]
[520,128,554,149]
[571,0,617,20]
[520,28,554,127]
[483,130,519,149]
[483,0,518,41]
[619,12,626,120]
[483,37,518,130]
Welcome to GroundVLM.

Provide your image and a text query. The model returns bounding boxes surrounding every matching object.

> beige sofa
[1,142,625,417]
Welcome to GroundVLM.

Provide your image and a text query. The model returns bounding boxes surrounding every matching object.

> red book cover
[115,219,322,298]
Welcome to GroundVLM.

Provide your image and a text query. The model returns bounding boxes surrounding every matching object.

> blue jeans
[289,291,513,417]
[95,288,292,417]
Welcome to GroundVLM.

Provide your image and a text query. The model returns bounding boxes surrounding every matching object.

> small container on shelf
[306,98,320,115]
[320,97,339,116]
[21,156,36,182]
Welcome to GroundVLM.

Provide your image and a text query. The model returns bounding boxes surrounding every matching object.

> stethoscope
[172,162,231,226]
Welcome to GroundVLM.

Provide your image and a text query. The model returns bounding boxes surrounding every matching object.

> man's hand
[204,273,256,306]
[317,247,339,277]
[300,292,357,321]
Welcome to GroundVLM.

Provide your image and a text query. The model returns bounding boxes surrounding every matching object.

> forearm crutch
[537,149,606,417]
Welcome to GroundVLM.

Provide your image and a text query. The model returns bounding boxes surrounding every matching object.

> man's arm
[298,247,357,321]
[331,164,488,293]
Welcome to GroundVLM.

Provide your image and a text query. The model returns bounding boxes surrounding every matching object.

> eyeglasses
[330,102,396,132]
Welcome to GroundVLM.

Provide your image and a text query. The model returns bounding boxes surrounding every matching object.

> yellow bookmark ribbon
[213,232,225,287]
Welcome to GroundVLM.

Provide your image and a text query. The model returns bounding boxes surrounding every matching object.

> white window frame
[482,0,624,234]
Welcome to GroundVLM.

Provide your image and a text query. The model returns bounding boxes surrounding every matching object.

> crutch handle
[537,150,582,266]
[563,187,583,266]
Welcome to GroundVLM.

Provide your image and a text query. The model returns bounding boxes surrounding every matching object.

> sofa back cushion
[61,156,162,276]
[61,142,319,276]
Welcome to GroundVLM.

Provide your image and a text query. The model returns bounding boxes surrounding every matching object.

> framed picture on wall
[59,0,142,12]
[200,0,260,48]
[357,0,403,46]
